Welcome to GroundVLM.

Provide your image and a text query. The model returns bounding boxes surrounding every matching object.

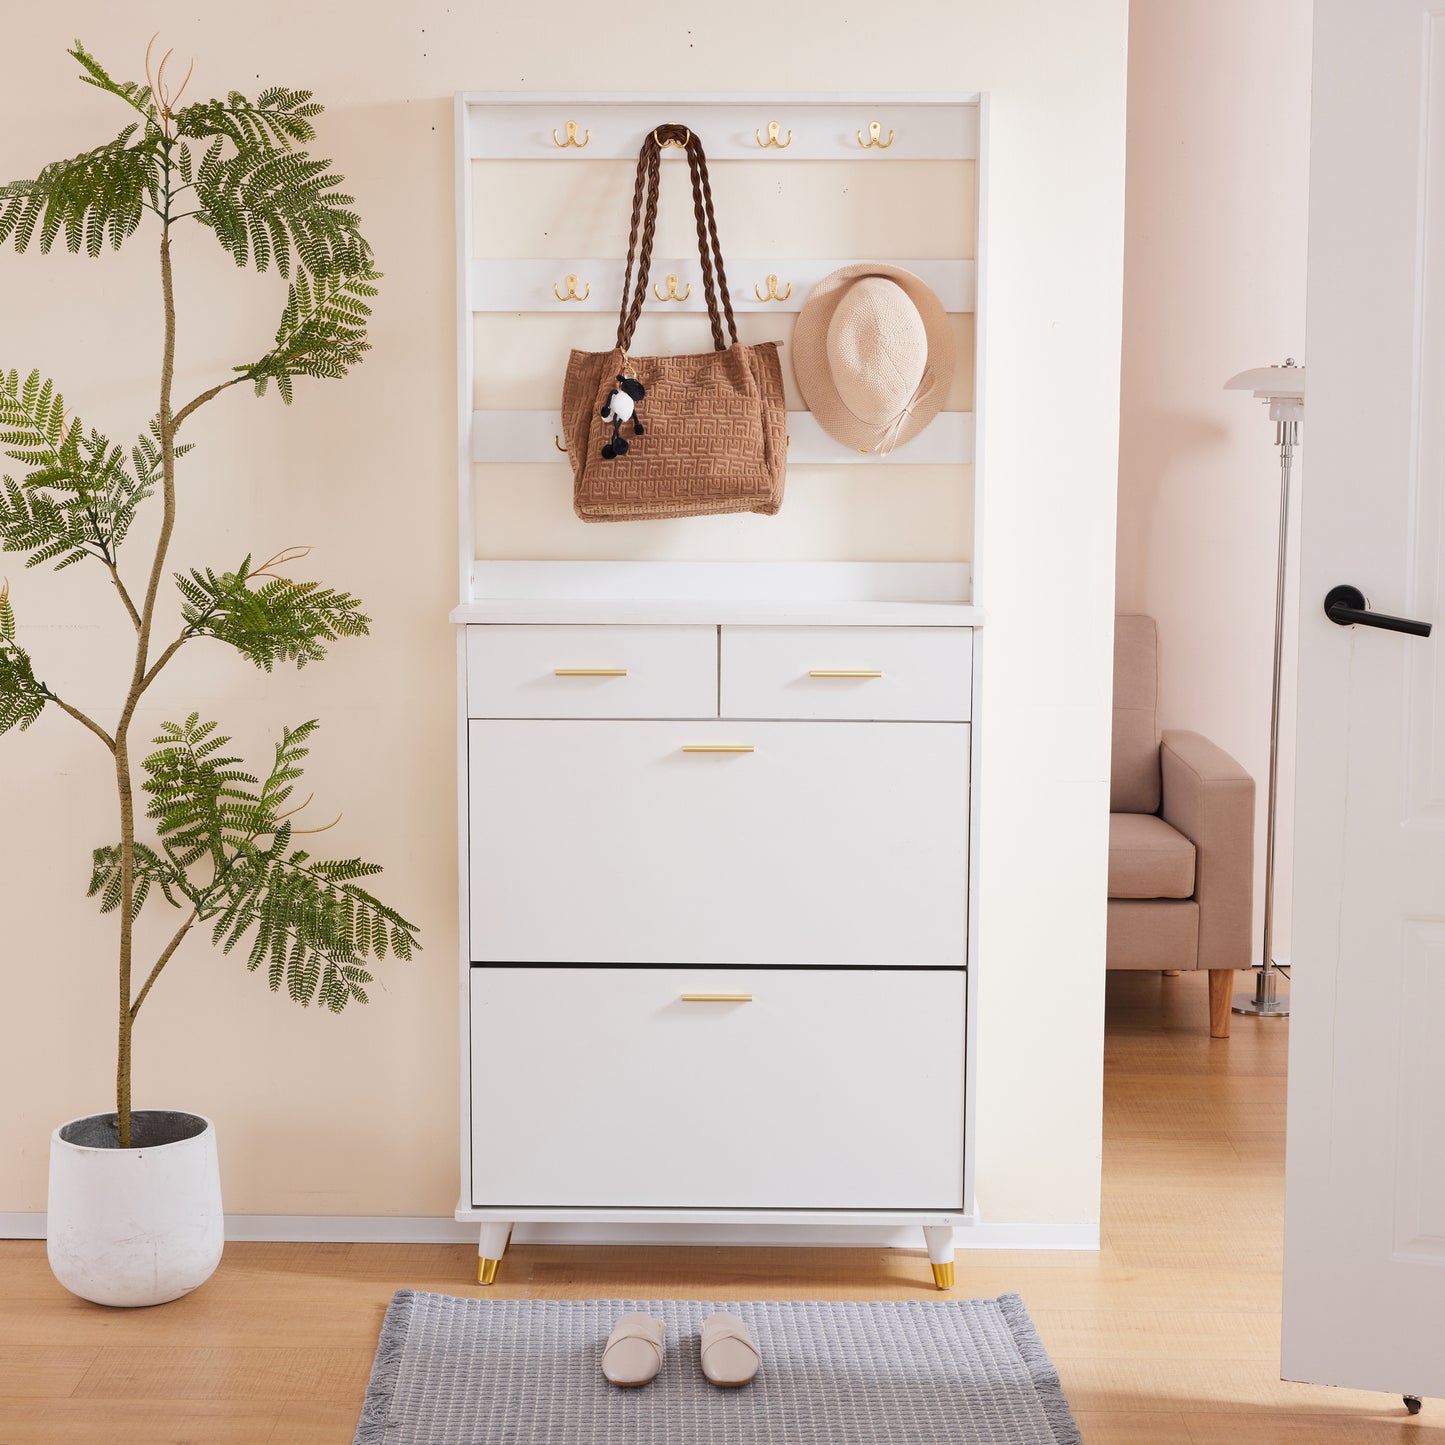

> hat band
[872,365,938,457]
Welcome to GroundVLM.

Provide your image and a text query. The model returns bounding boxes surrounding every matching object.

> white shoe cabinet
[457,612,978,1287]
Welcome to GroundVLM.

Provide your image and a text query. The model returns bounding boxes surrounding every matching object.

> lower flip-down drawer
[469,966,965,1210]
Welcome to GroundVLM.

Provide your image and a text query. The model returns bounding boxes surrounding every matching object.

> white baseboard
[1,1212,1098,1251]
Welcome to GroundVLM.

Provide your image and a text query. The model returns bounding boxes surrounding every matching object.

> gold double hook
[653,125,691,150]
[857,121,895,149]
[653,273,691,302]
[755,120,792,149]
[754,274,792,303]
[553,274,591,302]
[551,119,589,148]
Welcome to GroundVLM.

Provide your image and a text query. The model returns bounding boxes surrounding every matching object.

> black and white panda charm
[600,375,646,459]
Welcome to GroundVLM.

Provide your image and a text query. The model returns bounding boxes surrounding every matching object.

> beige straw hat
[793,264,954,455]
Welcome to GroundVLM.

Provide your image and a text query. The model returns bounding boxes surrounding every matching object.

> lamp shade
[1225,361,1304,422]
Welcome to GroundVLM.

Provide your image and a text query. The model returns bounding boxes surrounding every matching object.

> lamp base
[1232,967,1290,1018]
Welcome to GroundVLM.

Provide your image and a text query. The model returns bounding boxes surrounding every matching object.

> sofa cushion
[1112,614,1161,814]
[1106,897,1200,969]
[1109,813,1196,899]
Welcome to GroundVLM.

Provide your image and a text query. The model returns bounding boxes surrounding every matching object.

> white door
[1284,0,1445,1399]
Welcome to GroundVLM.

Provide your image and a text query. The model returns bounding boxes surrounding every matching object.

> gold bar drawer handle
[681,744,754,753]
[681,992,754,1002]
[554,668,628,677]
[809,668,883,678]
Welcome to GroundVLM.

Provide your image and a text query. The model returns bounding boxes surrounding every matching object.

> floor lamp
[1223,359,1305,1019]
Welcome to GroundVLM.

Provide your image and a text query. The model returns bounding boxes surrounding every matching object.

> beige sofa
[1109,615,1255,1037]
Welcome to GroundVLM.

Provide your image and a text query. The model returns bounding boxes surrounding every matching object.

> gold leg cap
[931,1261,955,1290]
[478,1257,501,1285]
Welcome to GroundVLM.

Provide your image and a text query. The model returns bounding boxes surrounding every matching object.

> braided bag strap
[615,139,660,354]
[615,125,737,354]
[686,136,739,350]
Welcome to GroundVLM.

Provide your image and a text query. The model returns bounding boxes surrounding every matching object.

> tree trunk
[116,179,178,1146]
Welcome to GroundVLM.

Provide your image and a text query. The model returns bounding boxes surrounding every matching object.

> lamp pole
[1225,358,1304,1018]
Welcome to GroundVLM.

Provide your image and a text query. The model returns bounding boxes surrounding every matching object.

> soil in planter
[60,1110,209,1149]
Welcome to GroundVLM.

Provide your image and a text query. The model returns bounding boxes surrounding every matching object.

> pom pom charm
[600,375,646,460]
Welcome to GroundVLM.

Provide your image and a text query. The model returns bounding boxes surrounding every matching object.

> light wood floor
[1,970,1437,1443]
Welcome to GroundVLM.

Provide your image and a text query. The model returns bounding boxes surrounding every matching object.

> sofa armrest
[1160,730,1255,972]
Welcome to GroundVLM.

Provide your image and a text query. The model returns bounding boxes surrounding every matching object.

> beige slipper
[601,1313,666,1387]
[700,1311,761,1388]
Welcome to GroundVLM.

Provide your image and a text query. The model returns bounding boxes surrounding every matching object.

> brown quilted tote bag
[563,125,786,521]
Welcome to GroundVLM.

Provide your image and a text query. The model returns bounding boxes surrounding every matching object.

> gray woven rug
[354,1292,1082,1444]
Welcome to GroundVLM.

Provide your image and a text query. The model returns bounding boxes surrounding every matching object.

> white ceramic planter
[47,1110,223,1307]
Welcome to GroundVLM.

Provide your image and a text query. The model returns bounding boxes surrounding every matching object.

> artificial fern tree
[0,40,418,1147]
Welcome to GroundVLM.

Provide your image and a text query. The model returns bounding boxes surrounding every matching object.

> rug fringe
[996,1291,1084,1445]
[352,1288,415,1445]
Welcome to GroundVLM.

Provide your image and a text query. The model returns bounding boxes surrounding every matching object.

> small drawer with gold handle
[466,624,717,719]
[721,625,972,721]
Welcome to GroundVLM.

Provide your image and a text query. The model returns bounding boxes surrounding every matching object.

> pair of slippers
[602,1311,760,1389]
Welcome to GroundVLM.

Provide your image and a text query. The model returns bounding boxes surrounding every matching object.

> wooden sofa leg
[1208,970,1233,1038]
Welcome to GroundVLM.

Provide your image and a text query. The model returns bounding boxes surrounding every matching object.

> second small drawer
[467,624,718,718]
[721,626,973,720]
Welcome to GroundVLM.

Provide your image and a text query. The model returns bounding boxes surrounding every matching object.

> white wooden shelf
[451,598,985,627]
[470,258,975,315]
[474,409,974,466]
[453,561,979,626]
[464,94,978,162]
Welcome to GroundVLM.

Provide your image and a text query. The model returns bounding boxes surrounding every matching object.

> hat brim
[793,264,956,454]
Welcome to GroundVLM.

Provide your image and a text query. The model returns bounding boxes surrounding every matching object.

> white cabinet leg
[476,1221,513,1285]
[923,1225,955,1290]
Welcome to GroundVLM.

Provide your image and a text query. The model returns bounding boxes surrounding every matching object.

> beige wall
[1116,0,1313,963]
[0,2,1127,1230]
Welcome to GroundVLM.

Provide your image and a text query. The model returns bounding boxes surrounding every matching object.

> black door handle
[1324,584,1433,637]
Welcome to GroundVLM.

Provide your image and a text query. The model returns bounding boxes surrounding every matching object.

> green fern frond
[209,824,414,1011]
[131,414,193,500]
[69,41,156,119]
[0,370,155,568]
[176,556,370,670]
[192,142,369,278]
[175,87,322,151]
[0,583,49,733]
[0,126,158,256]
[0,477,93,569]
[143,713,265,870]
[240,266,379,402]
[123,715,416,1008]
[87,841,190,917]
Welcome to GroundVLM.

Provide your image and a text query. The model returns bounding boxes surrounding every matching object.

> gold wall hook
[755,120,792,148]
[754,273,792,303]
[653,125,691,149]
[553,435,568,452]
[552,274,590,302]
[857,120,895,149]
[551,119,589,148]
[653,273,691,302]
